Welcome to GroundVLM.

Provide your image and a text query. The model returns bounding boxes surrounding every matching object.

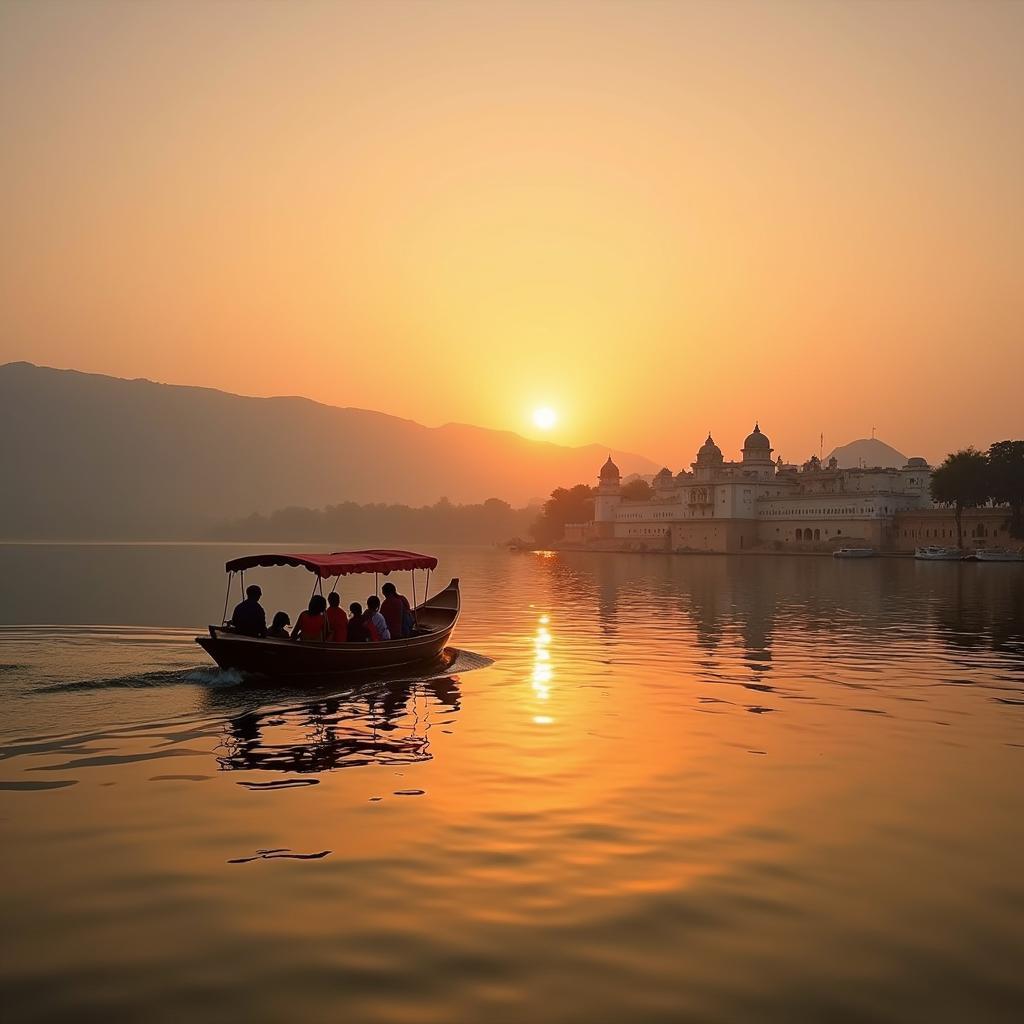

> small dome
[655,467,673,480]
[743,422,771,449]
[600,455,620,479]
[697,433,723,463]
[905,456,929,469]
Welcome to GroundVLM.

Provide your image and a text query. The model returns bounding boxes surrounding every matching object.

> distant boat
[915,546,963,561]
[833,547,875,558]
[974,548,1024,562]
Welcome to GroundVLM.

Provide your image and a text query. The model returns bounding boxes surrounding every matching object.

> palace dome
[743,423,771,449]
[600,455,620,480]
[696,434,723,463]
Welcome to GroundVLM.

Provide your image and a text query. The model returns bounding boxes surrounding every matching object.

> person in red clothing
[380,582,413,639]
[325,591,348,643]
[292,594,327,642]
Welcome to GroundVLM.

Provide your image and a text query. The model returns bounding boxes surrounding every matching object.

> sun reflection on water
[531,614,554,724]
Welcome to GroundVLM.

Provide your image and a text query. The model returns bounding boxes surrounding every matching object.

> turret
[595,456,621,523]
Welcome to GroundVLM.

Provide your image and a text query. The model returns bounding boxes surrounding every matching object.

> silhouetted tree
[620,478,653,501]
[531,484,595,544]
[930,448,990,549]
[987,440,1024,539]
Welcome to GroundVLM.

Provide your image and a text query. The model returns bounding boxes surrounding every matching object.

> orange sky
[1,0,1021,468]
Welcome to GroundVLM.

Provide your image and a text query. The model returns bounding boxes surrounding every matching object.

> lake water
[1,544,1023,1023]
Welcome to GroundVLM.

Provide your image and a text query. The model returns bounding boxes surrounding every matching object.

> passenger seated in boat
[292,595,328,642]
[364,595,391,641]
[381,582,414,639]
[267,611,291,639]
[325,592,348,642]
[347,602,369,642]
[230,584,267,637]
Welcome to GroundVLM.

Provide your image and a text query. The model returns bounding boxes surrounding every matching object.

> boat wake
[36,668,214,693]
[409,646,494,678]
[33,646,492,695]
[182,666,248,687]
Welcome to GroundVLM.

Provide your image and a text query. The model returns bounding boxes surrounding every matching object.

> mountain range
[0,362,659,539]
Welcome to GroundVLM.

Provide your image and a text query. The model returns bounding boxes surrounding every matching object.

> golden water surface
[1,544,1022,1023]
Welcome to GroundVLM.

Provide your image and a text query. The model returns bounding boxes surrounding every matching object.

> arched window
[814,529,820,541]
[795,528,803,542]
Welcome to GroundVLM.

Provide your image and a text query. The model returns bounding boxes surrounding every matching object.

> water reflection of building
[218,679,461,774]
[922,563,1024,655]
[545,548,1023,666]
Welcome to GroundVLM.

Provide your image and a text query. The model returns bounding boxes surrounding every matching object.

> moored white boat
[915,546,963,561]
[833,547,875,558]
[974,548,1024,562]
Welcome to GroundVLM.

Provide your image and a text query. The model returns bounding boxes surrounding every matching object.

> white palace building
[565,424,940,552]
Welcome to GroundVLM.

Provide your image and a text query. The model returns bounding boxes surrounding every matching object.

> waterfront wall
[892,508,1016,551]
[564,506,1018,554]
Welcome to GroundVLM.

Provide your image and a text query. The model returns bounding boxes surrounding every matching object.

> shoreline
[545,544,921,559]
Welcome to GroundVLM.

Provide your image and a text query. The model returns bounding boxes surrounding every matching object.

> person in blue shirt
[363,595,391,641]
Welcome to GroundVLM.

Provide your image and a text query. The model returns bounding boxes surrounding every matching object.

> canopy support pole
[222,572,234,625]
[424,569,431,604]
[411,570,417,620]
[240,570,245,603]
[375,572,379,598]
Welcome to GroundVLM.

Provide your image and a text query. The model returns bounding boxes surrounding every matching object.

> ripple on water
[0,779,79,791]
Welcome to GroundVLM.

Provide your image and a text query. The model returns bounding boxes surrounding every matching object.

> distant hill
[827,437,908,469]
[0,362,659,539]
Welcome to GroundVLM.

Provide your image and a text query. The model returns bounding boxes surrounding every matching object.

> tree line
[210,497,538,544]
[930,441,1024,548]
[529,477,653,543]
[209,443,1022,550]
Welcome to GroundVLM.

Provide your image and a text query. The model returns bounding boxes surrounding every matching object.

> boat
[196,549,460,677]
[973,548,1024,562]
[915,546,963,561]
[833,547,875,558]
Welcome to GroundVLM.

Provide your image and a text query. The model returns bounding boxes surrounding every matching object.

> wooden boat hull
[196,578,460,677]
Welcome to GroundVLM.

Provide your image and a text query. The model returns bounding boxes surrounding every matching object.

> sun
[532,406,558,431]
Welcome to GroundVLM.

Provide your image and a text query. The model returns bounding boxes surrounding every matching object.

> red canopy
[224,549,438,578]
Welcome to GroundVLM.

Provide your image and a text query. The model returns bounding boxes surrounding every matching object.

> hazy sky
[1,0,1021,467]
